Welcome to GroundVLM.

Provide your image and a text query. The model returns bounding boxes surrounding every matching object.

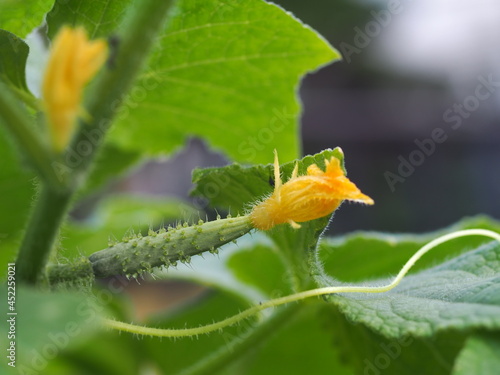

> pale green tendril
[103,229,500,338]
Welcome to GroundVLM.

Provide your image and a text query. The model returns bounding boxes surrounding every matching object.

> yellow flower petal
[250,151,374,230]
[42,26,108,152]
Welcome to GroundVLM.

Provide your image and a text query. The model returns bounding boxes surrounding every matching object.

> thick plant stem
[0,83,63,189]
[15,0,175,285]
[16,186,74,284]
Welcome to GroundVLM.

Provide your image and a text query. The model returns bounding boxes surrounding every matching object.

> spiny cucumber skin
[89,216,253,278]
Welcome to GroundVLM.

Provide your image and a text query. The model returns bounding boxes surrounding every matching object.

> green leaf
[0,129,35,273]
[60,194,194,258]
[452,333,500,375]
[0,29,29,91]
[46,0,134,39]
[226,241,292,297]
[319,215,500,282]
[0,286,100,370]
[81,144,141,195]
[43,314,142,375]
[39,283,145,375]
[317,217,500,375]
[242,303,353,375]
[319,240,500,339]
[0,0,51,38]
[324,304,466,375]
[142,289,257,375]
[110,0,340,163]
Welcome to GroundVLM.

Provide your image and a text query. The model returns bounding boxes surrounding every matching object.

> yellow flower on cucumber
[250,150,374,230]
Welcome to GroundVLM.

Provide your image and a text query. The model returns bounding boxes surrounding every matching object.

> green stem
[69,0,175,177]
[47,257,94,291]
[269,219,329,292]
[15,0,175,285]
[10,84,40,111]
[176,304,303,375]
[0,83,63,189]
[15,186,74,284]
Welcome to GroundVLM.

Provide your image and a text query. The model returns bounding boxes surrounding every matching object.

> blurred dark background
[115,0,500,235]
[277,0,500,233]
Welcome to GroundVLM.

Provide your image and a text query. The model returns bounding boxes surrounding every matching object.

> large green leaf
[0,286,100,371]
[142,289,258,375]
[40,331,141,375]
[318,240,500,339]
[0,29,29,91]
[0,0,52,37]
[0,129,35,274]
[324,304,466,375]
[312,220,500,375]
[319,215,500,282]
[242,302,353,375]
[226,241,292,297]
[46,0,134,39]
[109,0,339,163]
[452,333,500,375]
[37,294,142,375]
[38,0,339,199]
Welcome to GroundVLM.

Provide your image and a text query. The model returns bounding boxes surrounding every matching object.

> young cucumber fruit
[88,215,253,278]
